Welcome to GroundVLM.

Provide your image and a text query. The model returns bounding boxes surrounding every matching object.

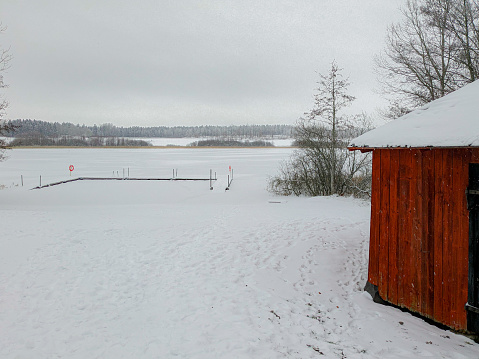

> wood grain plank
[443,150,454,328]
[398,149,412,308]
[422,149,435,319]
[451,149,462,329]
[410,149,421,313]
[379,150,391,301]
[433,149,445,324]
[455,149,470,330]
[388,149,400,305]
[368,150,381,286]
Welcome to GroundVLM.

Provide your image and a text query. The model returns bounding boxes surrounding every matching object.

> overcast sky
[2,0,405,127]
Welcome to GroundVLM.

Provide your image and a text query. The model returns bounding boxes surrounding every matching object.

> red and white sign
[69,165,74,172]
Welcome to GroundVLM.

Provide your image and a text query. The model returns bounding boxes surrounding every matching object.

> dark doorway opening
[466,163,479,333]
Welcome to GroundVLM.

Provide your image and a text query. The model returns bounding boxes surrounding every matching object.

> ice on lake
[0,148,477,359]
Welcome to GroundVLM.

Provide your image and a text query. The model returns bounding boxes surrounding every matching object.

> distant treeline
[7,119,294,139]
[10,136,151,147]
[188,139,274,147]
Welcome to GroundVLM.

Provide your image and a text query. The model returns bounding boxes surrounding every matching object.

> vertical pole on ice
[210,169,213,190]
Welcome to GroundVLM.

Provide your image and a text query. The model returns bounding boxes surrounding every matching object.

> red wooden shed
[349,80,479,333]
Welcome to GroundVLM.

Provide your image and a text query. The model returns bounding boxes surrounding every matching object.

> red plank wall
[368,148,479,331]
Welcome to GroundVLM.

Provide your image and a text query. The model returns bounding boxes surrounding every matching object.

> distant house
[348,80,479,333]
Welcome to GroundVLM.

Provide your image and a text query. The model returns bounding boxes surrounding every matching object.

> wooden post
[21,175,23,187]
[210,169,213,190]
[40,175,42,187]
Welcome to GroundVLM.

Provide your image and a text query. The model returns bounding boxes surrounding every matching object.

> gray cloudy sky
[2,0,405,127]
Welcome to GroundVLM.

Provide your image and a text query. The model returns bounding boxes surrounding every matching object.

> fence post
[40,175,42,187]
[21,175,23,187]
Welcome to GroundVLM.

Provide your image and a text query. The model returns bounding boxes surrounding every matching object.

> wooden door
[466,163,479,333]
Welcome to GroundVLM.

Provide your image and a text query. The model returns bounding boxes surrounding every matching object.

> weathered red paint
[367,148,479,332]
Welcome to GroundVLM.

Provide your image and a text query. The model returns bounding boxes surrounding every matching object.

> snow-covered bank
[0,148,477,358]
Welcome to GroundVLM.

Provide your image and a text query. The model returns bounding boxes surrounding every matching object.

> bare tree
[376,0,479,119]
[376,0,464,113]
[302,61,355,195]
[268,62,372,198]
[447,0,479,81]
[0,23,14,160]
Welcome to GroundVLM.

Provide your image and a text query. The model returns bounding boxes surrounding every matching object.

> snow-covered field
[0,148,478,358]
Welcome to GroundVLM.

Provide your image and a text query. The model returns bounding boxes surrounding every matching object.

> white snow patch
[0,148,477,358]
[350,79,479,148]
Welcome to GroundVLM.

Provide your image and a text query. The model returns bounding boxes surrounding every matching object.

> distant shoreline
[8,145,295,149]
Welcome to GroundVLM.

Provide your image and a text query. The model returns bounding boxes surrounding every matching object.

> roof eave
[348,145,479,152]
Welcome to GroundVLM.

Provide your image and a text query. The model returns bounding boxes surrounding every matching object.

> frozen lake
[0,147,294,189]
[0,148,477,358]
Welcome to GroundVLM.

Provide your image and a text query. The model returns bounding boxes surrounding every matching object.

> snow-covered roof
[349,80,479,148]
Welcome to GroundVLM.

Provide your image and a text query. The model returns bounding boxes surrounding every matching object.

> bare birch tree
[268,62,372,197]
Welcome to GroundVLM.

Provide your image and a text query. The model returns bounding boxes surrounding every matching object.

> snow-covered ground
[0,148,478,358]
